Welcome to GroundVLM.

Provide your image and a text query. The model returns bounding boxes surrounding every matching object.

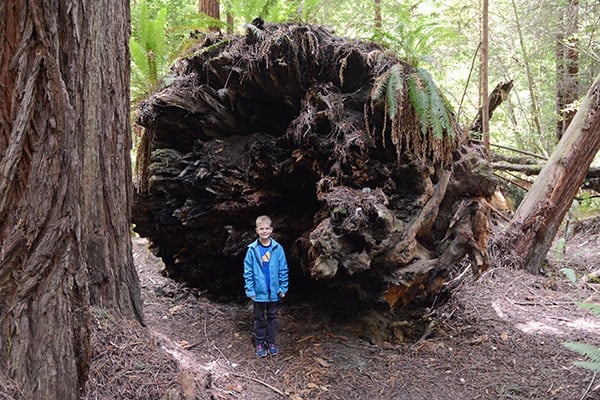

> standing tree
[493,74,600,273]
[200,0,220,31]
[556,0,579,140]
[374,0,382,30]
[0,1,142,399]
[510,0,544,142]
[479,0,490,158]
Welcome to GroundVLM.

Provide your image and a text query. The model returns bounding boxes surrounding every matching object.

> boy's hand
[278,292,285,299]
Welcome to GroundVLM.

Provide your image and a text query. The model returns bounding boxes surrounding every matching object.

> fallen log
[132,22,496,308]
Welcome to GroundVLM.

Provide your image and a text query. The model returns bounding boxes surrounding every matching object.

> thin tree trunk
[511,0,544,141]
[0,1,141,398]
[374,0,382,30]
[556,0,579,140]
[480,0,490,158]
[493,74,600,273]
[226,12,234,34]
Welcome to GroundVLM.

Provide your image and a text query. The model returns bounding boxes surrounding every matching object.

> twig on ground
[580,372,596,400]
[232,373,287,397]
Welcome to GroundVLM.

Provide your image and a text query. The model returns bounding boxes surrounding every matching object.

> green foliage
[374,16,455,69]
[128,0,600,163]
[130,0,170,104]
[559,267,576,283]
[407,68,456,138]
[576,302,600,315]
[130,0,219,104]
[223,0,300,26]
[373,64,403,119]
[292,0,322,22]
[564,342,600,372]
[552,236,567,262]
[564,302,600,373]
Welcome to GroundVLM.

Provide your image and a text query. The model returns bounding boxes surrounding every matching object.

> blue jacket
[244,238,289,302]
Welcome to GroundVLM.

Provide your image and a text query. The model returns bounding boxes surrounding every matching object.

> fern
[407,68,455,139]
[130,0,170,103]
[563,302,600,373]
[563,342,600,372]
[407,72,429,135]
[372,64,403,119]
[386,66,403,119]
[575,302,600,315]
[371,3,456,70]
[560,267,577,283]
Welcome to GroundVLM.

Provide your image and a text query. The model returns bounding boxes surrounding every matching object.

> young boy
[243,215,289,357]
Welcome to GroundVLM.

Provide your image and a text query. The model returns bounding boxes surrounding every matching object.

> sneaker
[255,343,267,358]
[267,343,279,356]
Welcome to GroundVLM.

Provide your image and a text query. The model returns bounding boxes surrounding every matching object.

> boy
[243,215,289,357]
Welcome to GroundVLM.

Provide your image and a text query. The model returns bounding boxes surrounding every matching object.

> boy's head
[255,215,272,228]
[255,215,273,242]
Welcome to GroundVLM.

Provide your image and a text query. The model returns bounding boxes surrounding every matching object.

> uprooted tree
[132,22,497,308]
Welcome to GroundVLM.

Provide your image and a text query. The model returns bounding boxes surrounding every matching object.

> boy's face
[256,222,273,241]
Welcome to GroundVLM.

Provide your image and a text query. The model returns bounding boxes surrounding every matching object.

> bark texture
[199,0,220,31]
[0,1,141,398]
[133,23,496,309]
[470,80,514,134]
[493,74,600,272]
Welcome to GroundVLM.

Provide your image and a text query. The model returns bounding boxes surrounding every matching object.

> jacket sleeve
[243,248,256,298]
[278,247,289,294]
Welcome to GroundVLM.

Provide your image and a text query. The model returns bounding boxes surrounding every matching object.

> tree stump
[132,22,496,308]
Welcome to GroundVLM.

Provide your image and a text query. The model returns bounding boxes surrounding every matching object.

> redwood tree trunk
[200,0,220,31]
[494,74,600,272]
[0,1,141,399]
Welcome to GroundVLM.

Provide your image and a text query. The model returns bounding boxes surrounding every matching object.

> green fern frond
[563,302,600,373]
[372,75,387,102]
[564,342,600,363]
[130,38,150,79]
[130,1,170,89]
[374,15,456,69]
[573,361,600,373]
[575,302,600,316]
[385,65,403,119]
[371,64,403,119]
[407,72,430,135]
[407,68,455,138]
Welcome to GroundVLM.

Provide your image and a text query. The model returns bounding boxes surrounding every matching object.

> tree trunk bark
[0,1,142,398]
[200,0,220,31]
[493,74,600,273]
[470,81,514,134]
[374,0,382,30]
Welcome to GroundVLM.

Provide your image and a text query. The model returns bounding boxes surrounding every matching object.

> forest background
[130,0,600,216]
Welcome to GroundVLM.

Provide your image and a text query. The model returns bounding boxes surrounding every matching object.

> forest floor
[85,218,600,400]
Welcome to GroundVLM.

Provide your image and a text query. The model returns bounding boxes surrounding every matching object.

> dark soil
[84,220,600,400]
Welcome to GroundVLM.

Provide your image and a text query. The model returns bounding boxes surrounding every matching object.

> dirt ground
[84,219,600,400]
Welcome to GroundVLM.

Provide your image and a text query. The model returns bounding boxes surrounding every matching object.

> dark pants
[253,301,278,346]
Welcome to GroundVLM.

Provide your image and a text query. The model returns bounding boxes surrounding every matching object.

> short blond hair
[255,215,272,227]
